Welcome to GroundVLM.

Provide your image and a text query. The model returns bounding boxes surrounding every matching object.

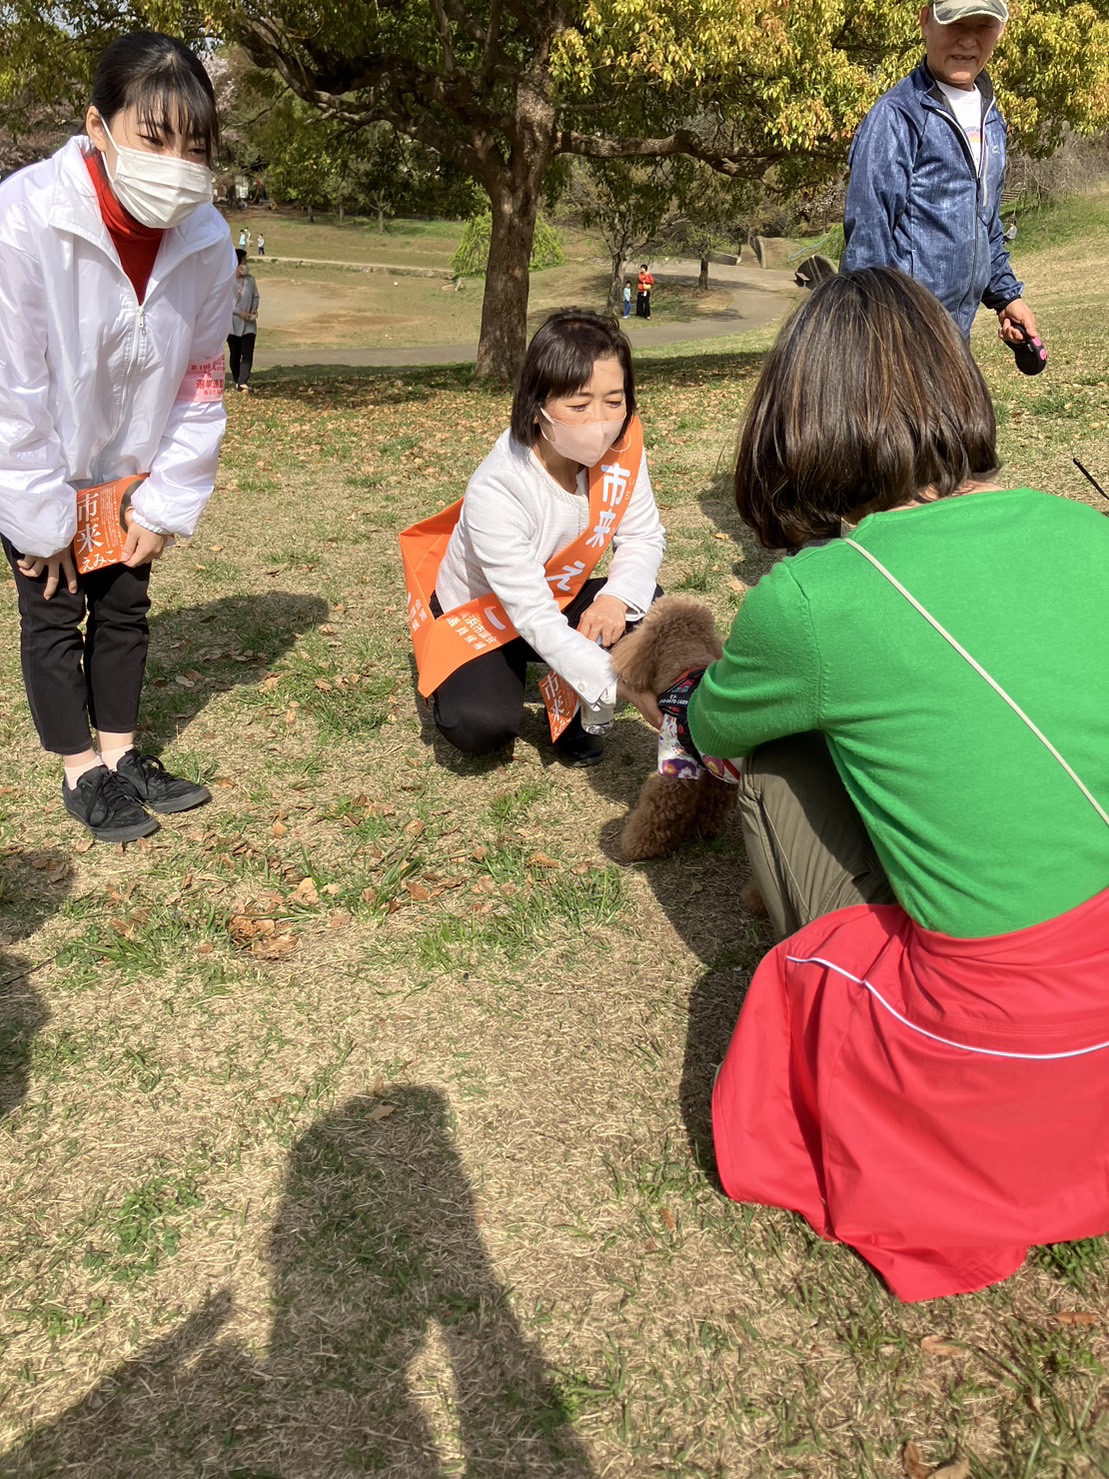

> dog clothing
[657,670,742,782]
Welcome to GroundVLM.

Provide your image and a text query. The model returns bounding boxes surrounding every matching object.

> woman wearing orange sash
[686,268,1109,1300]
[429,310,665,763]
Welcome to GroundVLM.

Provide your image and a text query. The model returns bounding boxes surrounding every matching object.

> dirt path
[251,257,802,371]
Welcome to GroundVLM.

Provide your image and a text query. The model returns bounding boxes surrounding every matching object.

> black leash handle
[1073,458,1109,502]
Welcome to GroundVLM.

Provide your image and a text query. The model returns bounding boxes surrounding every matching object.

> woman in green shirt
[692,267,1109,1301]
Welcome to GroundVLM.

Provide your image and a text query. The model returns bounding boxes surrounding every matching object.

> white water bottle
[581,682,616,735]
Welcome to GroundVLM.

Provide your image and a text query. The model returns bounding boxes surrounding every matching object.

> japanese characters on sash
[400,417,644,740]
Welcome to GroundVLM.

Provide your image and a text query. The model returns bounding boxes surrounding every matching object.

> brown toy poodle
[609,595,741,861]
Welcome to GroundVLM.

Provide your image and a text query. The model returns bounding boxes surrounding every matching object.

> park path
[251,257,801,372]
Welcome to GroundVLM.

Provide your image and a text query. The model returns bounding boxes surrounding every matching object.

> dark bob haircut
[91,32,220,163]
[510,309,635,448]
[735,267,999,550]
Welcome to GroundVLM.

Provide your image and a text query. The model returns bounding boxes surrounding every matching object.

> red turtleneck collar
[84,150,164,304]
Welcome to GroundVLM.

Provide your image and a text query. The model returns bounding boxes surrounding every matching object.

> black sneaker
[62,765,160,843]
[553,715,605,768]
[113,750,211,814]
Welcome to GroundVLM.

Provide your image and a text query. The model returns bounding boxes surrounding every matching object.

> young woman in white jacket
[0,32,235,842]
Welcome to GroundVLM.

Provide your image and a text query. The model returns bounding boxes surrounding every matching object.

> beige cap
[932,0,1008,21]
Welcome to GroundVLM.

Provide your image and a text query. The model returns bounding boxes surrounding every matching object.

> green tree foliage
[4,1,1109,378]
[452,211,564,277]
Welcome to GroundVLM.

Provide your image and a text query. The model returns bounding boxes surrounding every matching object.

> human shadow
[0,847,73,1121]
[140,591,329,749]
[0,1088,596,1477]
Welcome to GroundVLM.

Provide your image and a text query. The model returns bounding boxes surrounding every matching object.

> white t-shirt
[938,81,983,174]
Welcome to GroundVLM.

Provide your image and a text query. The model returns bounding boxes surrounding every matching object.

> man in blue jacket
[842,0,1039,345]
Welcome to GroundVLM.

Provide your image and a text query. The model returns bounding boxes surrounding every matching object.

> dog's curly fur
[610,595,738,861]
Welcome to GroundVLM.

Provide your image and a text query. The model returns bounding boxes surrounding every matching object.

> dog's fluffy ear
[609,620,657,692]
[610,595,723,692]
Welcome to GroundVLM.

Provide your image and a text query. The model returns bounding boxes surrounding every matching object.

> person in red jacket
[636,263,655,319]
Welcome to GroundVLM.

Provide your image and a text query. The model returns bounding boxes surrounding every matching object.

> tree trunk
[377,205,386,233]
[473,173,544,384]
[699,255,710,291]
[607,252,624,315]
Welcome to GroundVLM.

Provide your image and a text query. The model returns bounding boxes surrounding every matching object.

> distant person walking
[237,226,249,251]
[636,263,654,319]
[842,0,1039,349]
[256,231,265,256]
[227,248,259,392]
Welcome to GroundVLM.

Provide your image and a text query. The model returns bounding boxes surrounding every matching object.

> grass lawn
[0,196,1106,1477]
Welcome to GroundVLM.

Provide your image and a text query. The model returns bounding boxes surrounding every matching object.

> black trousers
[227,332,256,387]
[3,537,151,754]
[431,579,662,756]
[636,291,651,318]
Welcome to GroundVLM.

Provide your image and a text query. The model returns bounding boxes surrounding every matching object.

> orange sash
[400,418,644,736]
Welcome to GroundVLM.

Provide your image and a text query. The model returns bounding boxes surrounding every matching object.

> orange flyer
[72,475,147,575]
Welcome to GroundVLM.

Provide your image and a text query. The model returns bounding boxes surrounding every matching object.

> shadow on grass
[140,591,330,749]
[0,1088,596,1477]
[0,848,73,1120]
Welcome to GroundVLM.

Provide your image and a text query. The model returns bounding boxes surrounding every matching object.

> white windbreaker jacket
[0,136,235,556]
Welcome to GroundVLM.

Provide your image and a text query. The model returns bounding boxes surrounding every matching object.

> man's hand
[122,508,168,567]
[16,547,78,600]
[577,594,628,648]
[616,679,662,730]
[997,298,1039,345]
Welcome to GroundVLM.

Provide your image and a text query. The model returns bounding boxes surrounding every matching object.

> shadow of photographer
[0,1088,596,1478]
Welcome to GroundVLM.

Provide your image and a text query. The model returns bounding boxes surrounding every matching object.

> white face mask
[99,116,212,229]
[539,407,624,467]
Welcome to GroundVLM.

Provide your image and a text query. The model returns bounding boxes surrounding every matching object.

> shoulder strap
[843,538,1108,827]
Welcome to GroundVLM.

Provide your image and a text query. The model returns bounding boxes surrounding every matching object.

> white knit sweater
[435,429,666,704]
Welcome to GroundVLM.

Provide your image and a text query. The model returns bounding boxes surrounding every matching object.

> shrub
[451,211,565,276]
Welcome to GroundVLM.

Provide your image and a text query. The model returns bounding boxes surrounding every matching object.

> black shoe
[113,750,211,814]
[554,716,605,768]
[62,765,160,843]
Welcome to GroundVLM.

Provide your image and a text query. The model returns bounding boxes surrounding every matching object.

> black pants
[636,292,651,318]
[3,537,151,754]
[431,579,661,756]
[227,332,256,387]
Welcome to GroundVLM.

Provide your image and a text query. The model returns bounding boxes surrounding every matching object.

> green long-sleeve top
[688,488,1109,938]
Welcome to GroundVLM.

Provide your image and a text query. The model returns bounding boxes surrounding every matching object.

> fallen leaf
[727,577,746,594]
[659,1208,677,1232]
[470,846,486,861]
[328,910,352,928]
[270,821,288,838]
[901,1442,931,1479]
[712,530,731,541]
[528,852,560,869]
[251,932,298,959]
[368,1103,396,1121]
[196,942,215,955]
[1054,1311,1098,1326]
[404,818,425,837]
[404,881,431,902]
[291,878,319,907]
[323,882,341,896]
[920,1334,962,1358]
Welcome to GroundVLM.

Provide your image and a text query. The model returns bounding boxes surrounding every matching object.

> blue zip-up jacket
[841,60,1022,337]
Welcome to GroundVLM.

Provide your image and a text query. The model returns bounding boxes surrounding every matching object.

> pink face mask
[539,407,625,467]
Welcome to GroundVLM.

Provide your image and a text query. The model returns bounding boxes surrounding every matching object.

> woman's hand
[16,547,79,600]
[122,509,168,567]
[577,593,628,648]
[616,679,663,731]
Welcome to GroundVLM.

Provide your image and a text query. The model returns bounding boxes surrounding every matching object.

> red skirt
[712,888,1109,1301]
